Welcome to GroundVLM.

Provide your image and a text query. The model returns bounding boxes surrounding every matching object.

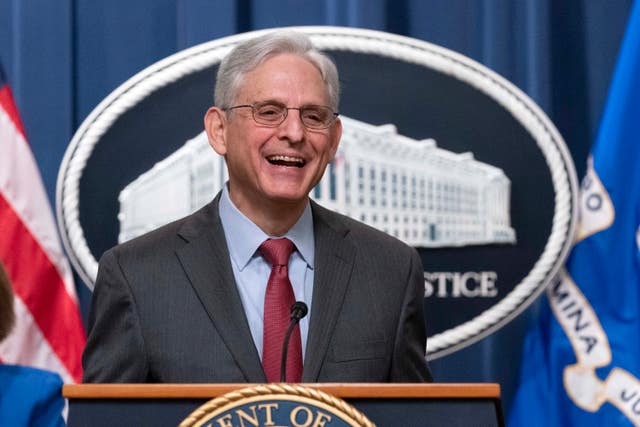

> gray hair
[215,31,340,111]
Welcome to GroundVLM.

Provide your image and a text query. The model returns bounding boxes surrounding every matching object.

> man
[83,31,432,383]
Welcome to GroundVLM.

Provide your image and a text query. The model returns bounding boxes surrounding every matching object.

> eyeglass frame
[222,101,340,130]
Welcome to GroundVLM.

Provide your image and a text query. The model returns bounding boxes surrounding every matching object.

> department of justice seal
[57,26,578,359]
[179,384,374,427]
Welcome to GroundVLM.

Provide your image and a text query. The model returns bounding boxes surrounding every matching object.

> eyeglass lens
[253,102,336,129]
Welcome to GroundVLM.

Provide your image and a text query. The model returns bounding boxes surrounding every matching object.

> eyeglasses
[224,101,339,130]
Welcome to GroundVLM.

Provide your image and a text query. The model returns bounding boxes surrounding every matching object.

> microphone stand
[280,302,308,382]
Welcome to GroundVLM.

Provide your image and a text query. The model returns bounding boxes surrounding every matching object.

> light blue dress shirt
[218,184,314,361]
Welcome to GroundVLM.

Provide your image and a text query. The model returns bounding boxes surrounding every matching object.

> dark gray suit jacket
[82,196,432,383]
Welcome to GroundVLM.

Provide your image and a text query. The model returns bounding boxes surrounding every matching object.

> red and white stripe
[0,83,85,383]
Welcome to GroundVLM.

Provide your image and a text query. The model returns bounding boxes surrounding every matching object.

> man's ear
[328,117,343,161]
[204,107,227,156]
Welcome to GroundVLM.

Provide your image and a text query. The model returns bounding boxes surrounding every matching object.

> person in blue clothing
[0,262,65,427]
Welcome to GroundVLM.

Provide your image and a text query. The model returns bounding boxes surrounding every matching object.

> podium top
[63,383,500,399]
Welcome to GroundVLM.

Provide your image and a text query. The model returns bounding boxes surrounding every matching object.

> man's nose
[277,109,305,142]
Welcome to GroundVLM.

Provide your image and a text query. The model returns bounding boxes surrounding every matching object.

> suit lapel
[175,197,266,382]
[303,203,356,382]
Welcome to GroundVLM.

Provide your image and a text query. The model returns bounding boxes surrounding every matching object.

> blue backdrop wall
[0,0,634,418]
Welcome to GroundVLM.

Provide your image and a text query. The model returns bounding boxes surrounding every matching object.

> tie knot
[259,238,295,267]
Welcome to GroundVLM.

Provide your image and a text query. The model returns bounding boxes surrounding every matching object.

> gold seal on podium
[179,384,375,427]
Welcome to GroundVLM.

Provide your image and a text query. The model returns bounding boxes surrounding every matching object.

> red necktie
[260,238,303,383]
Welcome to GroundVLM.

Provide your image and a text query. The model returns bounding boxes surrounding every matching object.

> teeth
[267,155,304,164]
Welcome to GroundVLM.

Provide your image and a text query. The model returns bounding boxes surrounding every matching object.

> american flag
[0,65,85,383]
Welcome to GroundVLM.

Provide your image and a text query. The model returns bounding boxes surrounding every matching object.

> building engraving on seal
[118,116,516,248]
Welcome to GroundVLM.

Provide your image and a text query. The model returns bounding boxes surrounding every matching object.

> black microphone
[280,301,308,382]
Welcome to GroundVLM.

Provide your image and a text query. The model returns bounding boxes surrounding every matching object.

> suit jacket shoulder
[311,200,420,264]
[106,196,221,267]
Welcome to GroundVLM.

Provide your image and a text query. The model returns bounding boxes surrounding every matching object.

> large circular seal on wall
[57,26,578,359]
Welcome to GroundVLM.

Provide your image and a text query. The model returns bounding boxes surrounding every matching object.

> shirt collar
[218,184,315,271]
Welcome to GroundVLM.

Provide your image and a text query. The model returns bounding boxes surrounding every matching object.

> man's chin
[264,192,310,206]
[255,184,310,205]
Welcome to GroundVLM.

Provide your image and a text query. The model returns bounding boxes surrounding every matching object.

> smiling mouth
[266,155,306,168]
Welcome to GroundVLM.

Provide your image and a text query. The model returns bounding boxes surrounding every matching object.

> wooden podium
[64,383,504,426]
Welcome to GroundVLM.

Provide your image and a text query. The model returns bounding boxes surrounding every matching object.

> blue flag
[509,2,640,426]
